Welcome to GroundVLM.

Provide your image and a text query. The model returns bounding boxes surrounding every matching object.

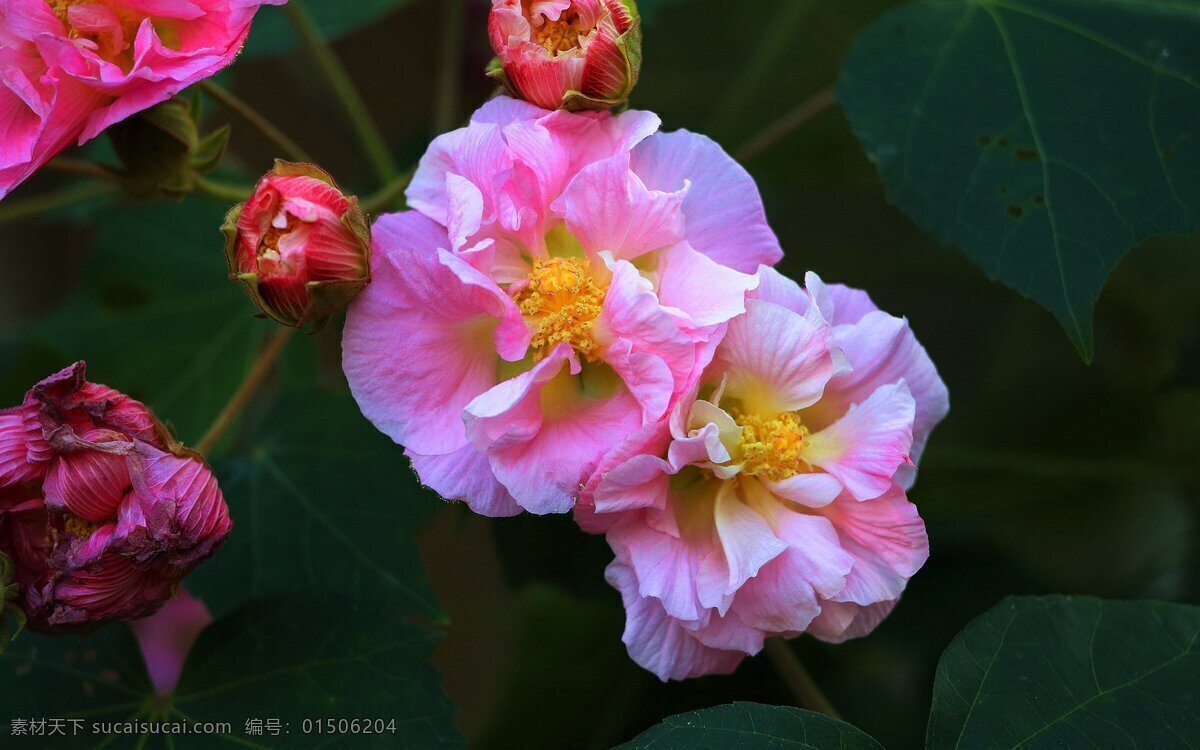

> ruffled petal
[407,445,523,518]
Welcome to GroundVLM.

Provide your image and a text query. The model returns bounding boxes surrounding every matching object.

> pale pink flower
[343,97,781,516]
[0,0,284,199]
[0,363,232,633]
[488,0,641,110]
[576,269,949,680]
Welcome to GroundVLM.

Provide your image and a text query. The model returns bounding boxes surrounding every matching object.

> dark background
[1,1,1197,748]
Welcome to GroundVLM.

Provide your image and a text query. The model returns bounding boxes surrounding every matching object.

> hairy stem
[198,80,313,164]
[764,638,841,719]
[284,0,399,184]
[736,86,836,163]
[195,327,296,456]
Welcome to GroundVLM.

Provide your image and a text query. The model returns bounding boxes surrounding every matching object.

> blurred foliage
[0,596,461,749]
[616,703,883,750]
[0,0,1198,749]
[838,0,1200,359]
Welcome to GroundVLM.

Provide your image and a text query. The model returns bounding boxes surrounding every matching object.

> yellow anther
[517,257,606,360]
[736,411,811,481]
[63,514,101,539]
[533,11,585,56]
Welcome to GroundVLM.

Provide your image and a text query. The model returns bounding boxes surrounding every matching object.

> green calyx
[108,94,231,200]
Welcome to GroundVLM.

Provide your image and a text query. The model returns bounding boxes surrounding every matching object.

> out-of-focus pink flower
[488,0,641,111]
[343,97,781,517]
[576,270,949,680]
[0,363,232,633]
[0,0,285,200]
[225,162,371,329]
[130,587,212,695]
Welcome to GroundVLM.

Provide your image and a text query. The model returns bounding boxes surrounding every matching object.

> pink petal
[805,382,916,501]
[715,299,838,414]
[407,446,523,518]
[129,587,212,696]
[655,241,758,331]
[695,480,786,614]
[556,153,686,261]
[606,560,744,681]
[631,131,782,273]
[42,434,133,522]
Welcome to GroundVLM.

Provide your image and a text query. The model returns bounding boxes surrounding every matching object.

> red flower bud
[224,162,372,329]
[488,0,642,111]
[0,363,232,634]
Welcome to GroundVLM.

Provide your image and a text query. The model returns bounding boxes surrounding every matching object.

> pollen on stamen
[517,257,607,360]
[533,11,586,56]
[735,411,811,481]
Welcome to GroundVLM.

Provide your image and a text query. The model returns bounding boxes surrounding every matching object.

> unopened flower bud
[0,363,232,634]
[224,162,371,329]
[488,0,642,111]
[109,96,232,199]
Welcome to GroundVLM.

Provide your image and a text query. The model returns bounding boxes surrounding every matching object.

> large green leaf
[838,0,1200,359]
[927,596,1200,749]
[614,702,883,750]
[1,596,461,749]
[5,197,274,444]
[188,392,447,623]
[243,0,417,59]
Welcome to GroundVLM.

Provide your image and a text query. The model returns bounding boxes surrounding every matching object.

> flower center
[533,10,585,56]
[516,258,607,360]
[62,513,101,539]
[736,411,810,481]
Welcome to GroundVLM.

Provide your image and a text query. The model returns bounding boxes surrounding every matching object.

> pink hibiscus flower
[0,0,284,199]
[576,269,949,680]
[343,97,782,516]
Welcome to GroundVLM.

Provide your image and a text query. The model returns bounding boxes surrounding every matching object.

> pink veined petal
[655,241,758,332]
[804,381,916,501]
[3,0,65,40]
[129,587,213,696]
[41,434,133,522]
[826,310,950,489]
[695,480,786,615]
[630,130,782,273]
[750,266,809,314]
[687,608,764,656]
[0,409,48,486]
[0,55,47,170]
[48,554,174,627]
[407,446,524,518]
[809,599,900,644]
[608,517,706,622]
[815,486,929,609]
[505,48,585,110]
[406,122,514,228]
[466,346,645,515]
[580,22,628,101]
[489,1,531,51]
[606,560,744,682]
[555,153,686,262]
[760,472,845,509]
[714,299,839,414]
[576,419,672,532]
[343,213,526,457]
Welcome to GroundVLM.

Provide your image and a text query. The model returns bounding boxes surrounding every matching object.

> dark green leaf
[838,0,1200,359]
[0,595,462,749]
[9,197,273,444]
[189,392,447,623]
[614,702,883,750]
[927,595,1200,749]
[243,0,417,59]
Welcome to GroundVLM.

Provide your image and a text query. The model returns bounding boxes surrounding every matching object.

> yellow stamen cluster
[736,411,810,481]
[46,0,77,24]
[517,257,606,360]
[63,514,101,539]
[533,11,585,56]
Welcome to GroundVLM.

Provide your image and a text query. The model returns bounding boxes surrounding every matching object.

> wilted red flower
[488,0,642,111]
[0,363,231,633]
[224,162,371,329]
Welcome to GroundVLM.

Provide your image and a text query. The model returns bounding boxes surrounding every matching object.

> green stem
[198,80,313,164]
[433,0,465,134]
[284,0,399,184]
[193,175,254,204]
[195,327,296,456]
[764,639,841,719]
[46,157,117,180]
[361,168,414,214]
[736,85,836,163]
[0,182,115,224]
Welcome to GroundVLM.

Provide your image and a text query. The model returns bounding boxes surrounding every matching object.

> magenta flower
[0,0,284,199]
[0,363,231,633]
[224,161,372,329]
[575,269,949,680]
[343,97,781,516]
[488,0,641,111]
